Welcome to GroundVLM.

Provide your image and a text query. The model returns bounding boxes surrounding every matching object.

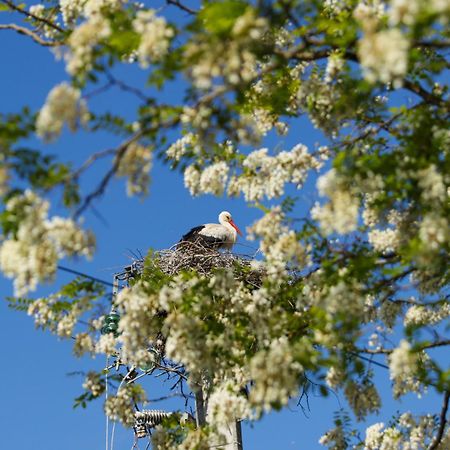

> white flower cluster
[318,281,366,323]
[165,311,213,375]
[207,382,252,428]
[36,82,89,142]
[29,4,59,38]
[229,144,323,202]
[73,332,95,356]
[358,28,409,87]
[249,337,303,414]
[389,0,450,26]
[325,366,346,389]
[56,312,77,337]
[184,162,229,196]
[115,284,160,367]
[153,427,212,450]
[368,228,399,254]
[311,168,359,235]
[27,294,86,340]
[66,14,111,75]
[133,10,174,68]
[364,413,436,450]
[104,385,142,426]
[180,105,212,130]
[404,303,450,327]
[83,371,104,397]
[324,52,345,83]
[319,425,346,449]
[296,70,340,133]
[353,0,386,24]
[418,164,447,203]
[82,0,125,18]
[59,0,125,24]
[249,207,307,276]
[354,2,410,87]
[59,0,84,25]
[389,340,424,398]
[27,297,57,328]
[116,142,153,197]
[344,379,381,420]
[95,333,118,355]
[378,300,403,329]
[166,133,200,161]
[185,9,267,90]
[419,213,449,251]
[323,0,349,16]
[0,190,95,296]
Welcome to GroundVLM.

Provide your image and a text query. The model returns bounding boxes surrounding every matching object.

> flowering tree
[1,0,449,448]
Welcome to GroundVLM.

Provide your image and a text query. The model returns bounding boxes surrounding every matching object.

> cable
[346,350,389,370]
[110,366,136,450]
[105,355,110,450]
[57,265,115,287]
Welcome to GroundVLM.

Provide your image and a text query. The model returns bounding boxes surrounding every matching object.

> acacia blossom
[116,142,153,197]
[36,82,89,141]
[0,191,94,296]
[311,169,359,234]
[133,10,174,68]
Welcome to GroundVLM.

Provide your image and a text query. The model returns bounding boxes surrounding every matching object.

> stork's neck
[222,221,237,235]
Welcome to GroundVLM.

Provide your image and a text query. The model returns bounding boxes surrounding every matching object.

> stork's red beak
[229,219,243,236]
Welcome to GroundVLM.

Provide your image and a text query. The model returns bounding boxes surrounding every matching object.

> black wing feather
[179,225,225,249]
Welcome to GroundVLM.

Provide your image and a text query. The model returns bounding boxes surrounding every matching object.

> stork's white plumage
[179,211,243,250]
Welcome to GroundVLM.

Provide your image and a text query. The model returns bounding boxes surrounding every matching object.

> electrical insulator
[134,410,172,438]
[101,312,120,337]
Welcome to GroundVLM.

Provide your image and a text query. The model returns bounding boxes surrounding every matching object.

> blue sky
[0,3,444,450]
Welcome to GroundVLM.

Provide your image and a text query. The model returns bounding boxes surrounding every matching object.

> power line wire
[57,265,114,287]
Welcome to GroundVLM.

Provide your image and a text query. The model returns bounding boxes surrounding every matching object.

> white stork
[179,211,243,250]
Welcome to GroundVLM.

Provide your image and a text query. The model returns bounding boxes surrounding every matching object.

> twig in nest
[133,241,266,287]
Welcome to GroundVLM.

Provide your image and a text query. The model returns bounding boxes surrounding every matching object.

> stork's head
[219,211,243,236]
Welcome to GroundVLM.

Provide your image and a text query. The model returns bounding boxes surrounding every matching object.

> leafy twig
[1,0,64,32]
[0,23,61,46]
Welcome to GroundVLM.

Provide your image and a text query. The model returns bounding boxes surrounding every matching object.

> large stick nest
[127,241,264,287]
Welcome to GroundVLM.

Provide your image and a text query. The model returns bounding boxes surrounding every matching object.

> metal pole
[195,375,243,450]
[194,389,206,427]
[217,420,243,450]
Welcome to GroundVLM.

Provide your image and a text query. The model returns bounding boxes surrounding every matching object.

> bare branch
[417,39,450,49]
[105,71,152,103]
[0,0,64,32]
[357,339,450,355]
[73,133,142,219]
[73,116,180,218]
[71,148,118,180]
[403,79,448,108]
[0,23,61,46]
[166,0,197,15]
[429,391,449,450]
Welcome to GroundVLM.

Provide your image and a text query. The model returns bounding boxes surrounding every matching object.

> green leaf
[199,0,248,36]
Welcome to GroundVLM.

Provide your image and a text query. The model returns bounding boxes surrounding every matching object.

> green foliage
[1,1,449,447]
[197,0,249,36]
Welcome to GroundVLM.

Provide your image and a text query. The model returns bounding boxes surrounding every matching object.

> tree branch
[166,0,197,15]
[403,79,447,107]
[105,70,152,103]
[429,390,449,450]
[0,23,61,46]
[74,116,180,218]
[357,339,450,355]
[0,0,64,32]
